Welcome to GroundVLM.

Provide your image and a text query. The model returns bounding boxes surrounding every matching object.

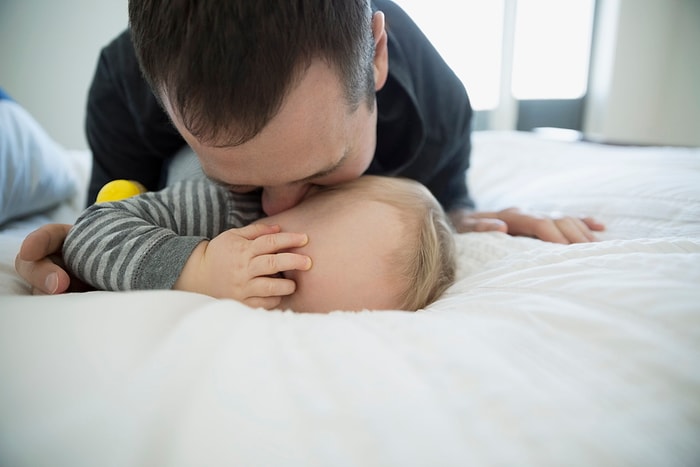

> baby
[63,175,456,313]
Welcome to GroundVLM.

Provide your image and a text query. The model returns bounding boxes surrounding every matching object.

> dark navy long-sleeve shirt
[85,0,474,211]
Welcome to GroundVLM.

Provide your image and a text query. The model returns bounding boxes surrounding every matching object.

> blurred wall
[0,0,697,149]
[585,0,700,146]
[0,0,128,149]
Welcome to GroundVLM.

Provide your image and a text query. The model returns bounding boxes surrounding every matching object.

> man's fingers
[15,255,71,294]
[553,218,594,243]
[453,217,508,234]
[14,224,73,294]
[571,218,597,242]
[472,218,508,233]
[582,216,606,232]
[31,286,49,296]
[18,224,72,261]
[531,220,570,244]
[535,218,598,244]
[450,207,604,244]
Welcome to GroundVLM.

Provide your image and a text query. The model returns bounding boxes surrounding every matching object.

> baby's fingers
[247,277,297,301]
[234,223,281,240]
[252,231,309,255]
[250,252,312,277]
[244,296,284,310]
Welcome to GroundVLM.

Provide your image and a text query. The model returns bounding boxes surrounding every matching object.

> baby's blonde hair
[318,175,457,311]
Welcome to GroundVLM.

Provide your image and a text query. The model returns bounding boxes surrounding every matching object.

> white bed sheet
[1,131,699,467]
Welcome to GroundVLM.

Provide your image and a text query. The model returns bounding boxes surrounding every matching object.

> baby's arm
[62,179,310,306]
[175,223,311,309]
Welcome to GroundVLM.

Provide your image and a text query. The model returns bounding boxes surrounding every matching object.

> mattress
[1,131,698,466]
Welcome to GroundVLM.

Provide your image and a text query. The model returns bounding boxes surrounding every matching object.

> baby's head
[261,175,457,313]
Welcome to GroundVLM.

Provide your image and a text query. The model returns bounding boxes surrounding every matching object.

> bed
[1,130,699,467]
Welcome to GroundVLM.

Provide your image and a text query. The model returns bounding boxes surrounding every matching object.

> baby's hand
[174,223,311,309]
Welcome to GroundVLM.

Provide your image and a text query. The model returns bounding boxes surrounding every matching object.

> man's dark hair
[129,0,376,146]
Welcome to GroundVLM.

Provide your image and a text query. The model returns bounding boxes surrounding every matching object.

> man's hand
[449,207,605,244]
[14,224,90,294]
[449,210,509,235]
[174,223,312,309]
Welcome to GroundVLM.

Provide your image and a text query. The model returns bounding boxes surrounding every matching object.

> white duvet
[1,131,699,467]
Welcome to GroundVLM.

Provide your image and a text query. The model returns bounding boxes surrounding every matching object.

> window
[511,0,595,99]
[393,0,505,111]
[392,0,595,110]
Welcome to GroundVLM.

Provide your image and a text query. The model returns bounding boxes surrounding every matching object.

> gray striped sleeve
[63,179,261,291]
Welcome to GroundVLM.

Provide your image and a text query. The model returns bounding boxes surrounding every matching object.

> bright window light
[511,0,595,99]
[391,0,596,108]
[392,0,505,110]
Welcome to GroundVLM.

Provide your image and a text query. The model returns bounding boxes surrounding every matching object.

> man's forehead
[162,59,358,183]
[195,140,347,188]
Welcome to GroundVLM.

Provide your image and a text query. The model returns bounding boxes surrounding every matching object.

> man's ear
[372,11,389,91]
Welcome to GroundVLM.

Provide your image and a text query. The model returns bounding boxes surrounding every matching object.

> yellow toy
[95,180,147,203]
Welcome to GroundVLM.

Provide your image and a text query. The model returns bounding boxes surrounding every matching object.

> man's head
[260,176,457,313]
[129,0,389,215]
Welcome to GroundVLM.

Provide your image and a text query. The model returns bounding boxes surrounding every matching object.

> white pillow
[0,96,79,226]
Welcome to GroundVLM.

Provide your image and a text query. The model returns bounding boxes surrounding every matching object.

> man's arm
[15,30,186,294]
[85,30,185,204]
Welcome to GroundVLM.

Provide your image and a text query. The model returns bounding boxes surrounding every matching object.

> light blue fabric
[0,91,78,225]
[0,87,12,101]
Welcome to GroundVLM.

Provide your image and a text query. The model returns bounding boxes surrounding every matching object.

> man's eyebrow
[297,150,348,184]
[204,152,348,191]
[201,173,250,193]
[207,151,348,190]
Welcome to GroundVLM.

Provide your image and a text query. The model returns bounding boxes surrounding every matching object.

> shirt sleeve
[371,0,475,212]
[85,30,186,205]
[63,180,231,291]
[425,129,474,212]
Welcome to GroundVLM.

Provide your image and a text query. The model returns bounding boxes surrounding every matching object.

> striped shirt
[63,179,264,291]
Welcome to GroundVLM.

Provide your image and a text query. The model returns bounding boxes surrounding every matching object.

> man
[15,0,603,295]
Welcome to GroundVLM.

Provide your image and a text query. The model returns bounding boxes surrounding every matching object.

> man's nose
[261,184,311,215]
